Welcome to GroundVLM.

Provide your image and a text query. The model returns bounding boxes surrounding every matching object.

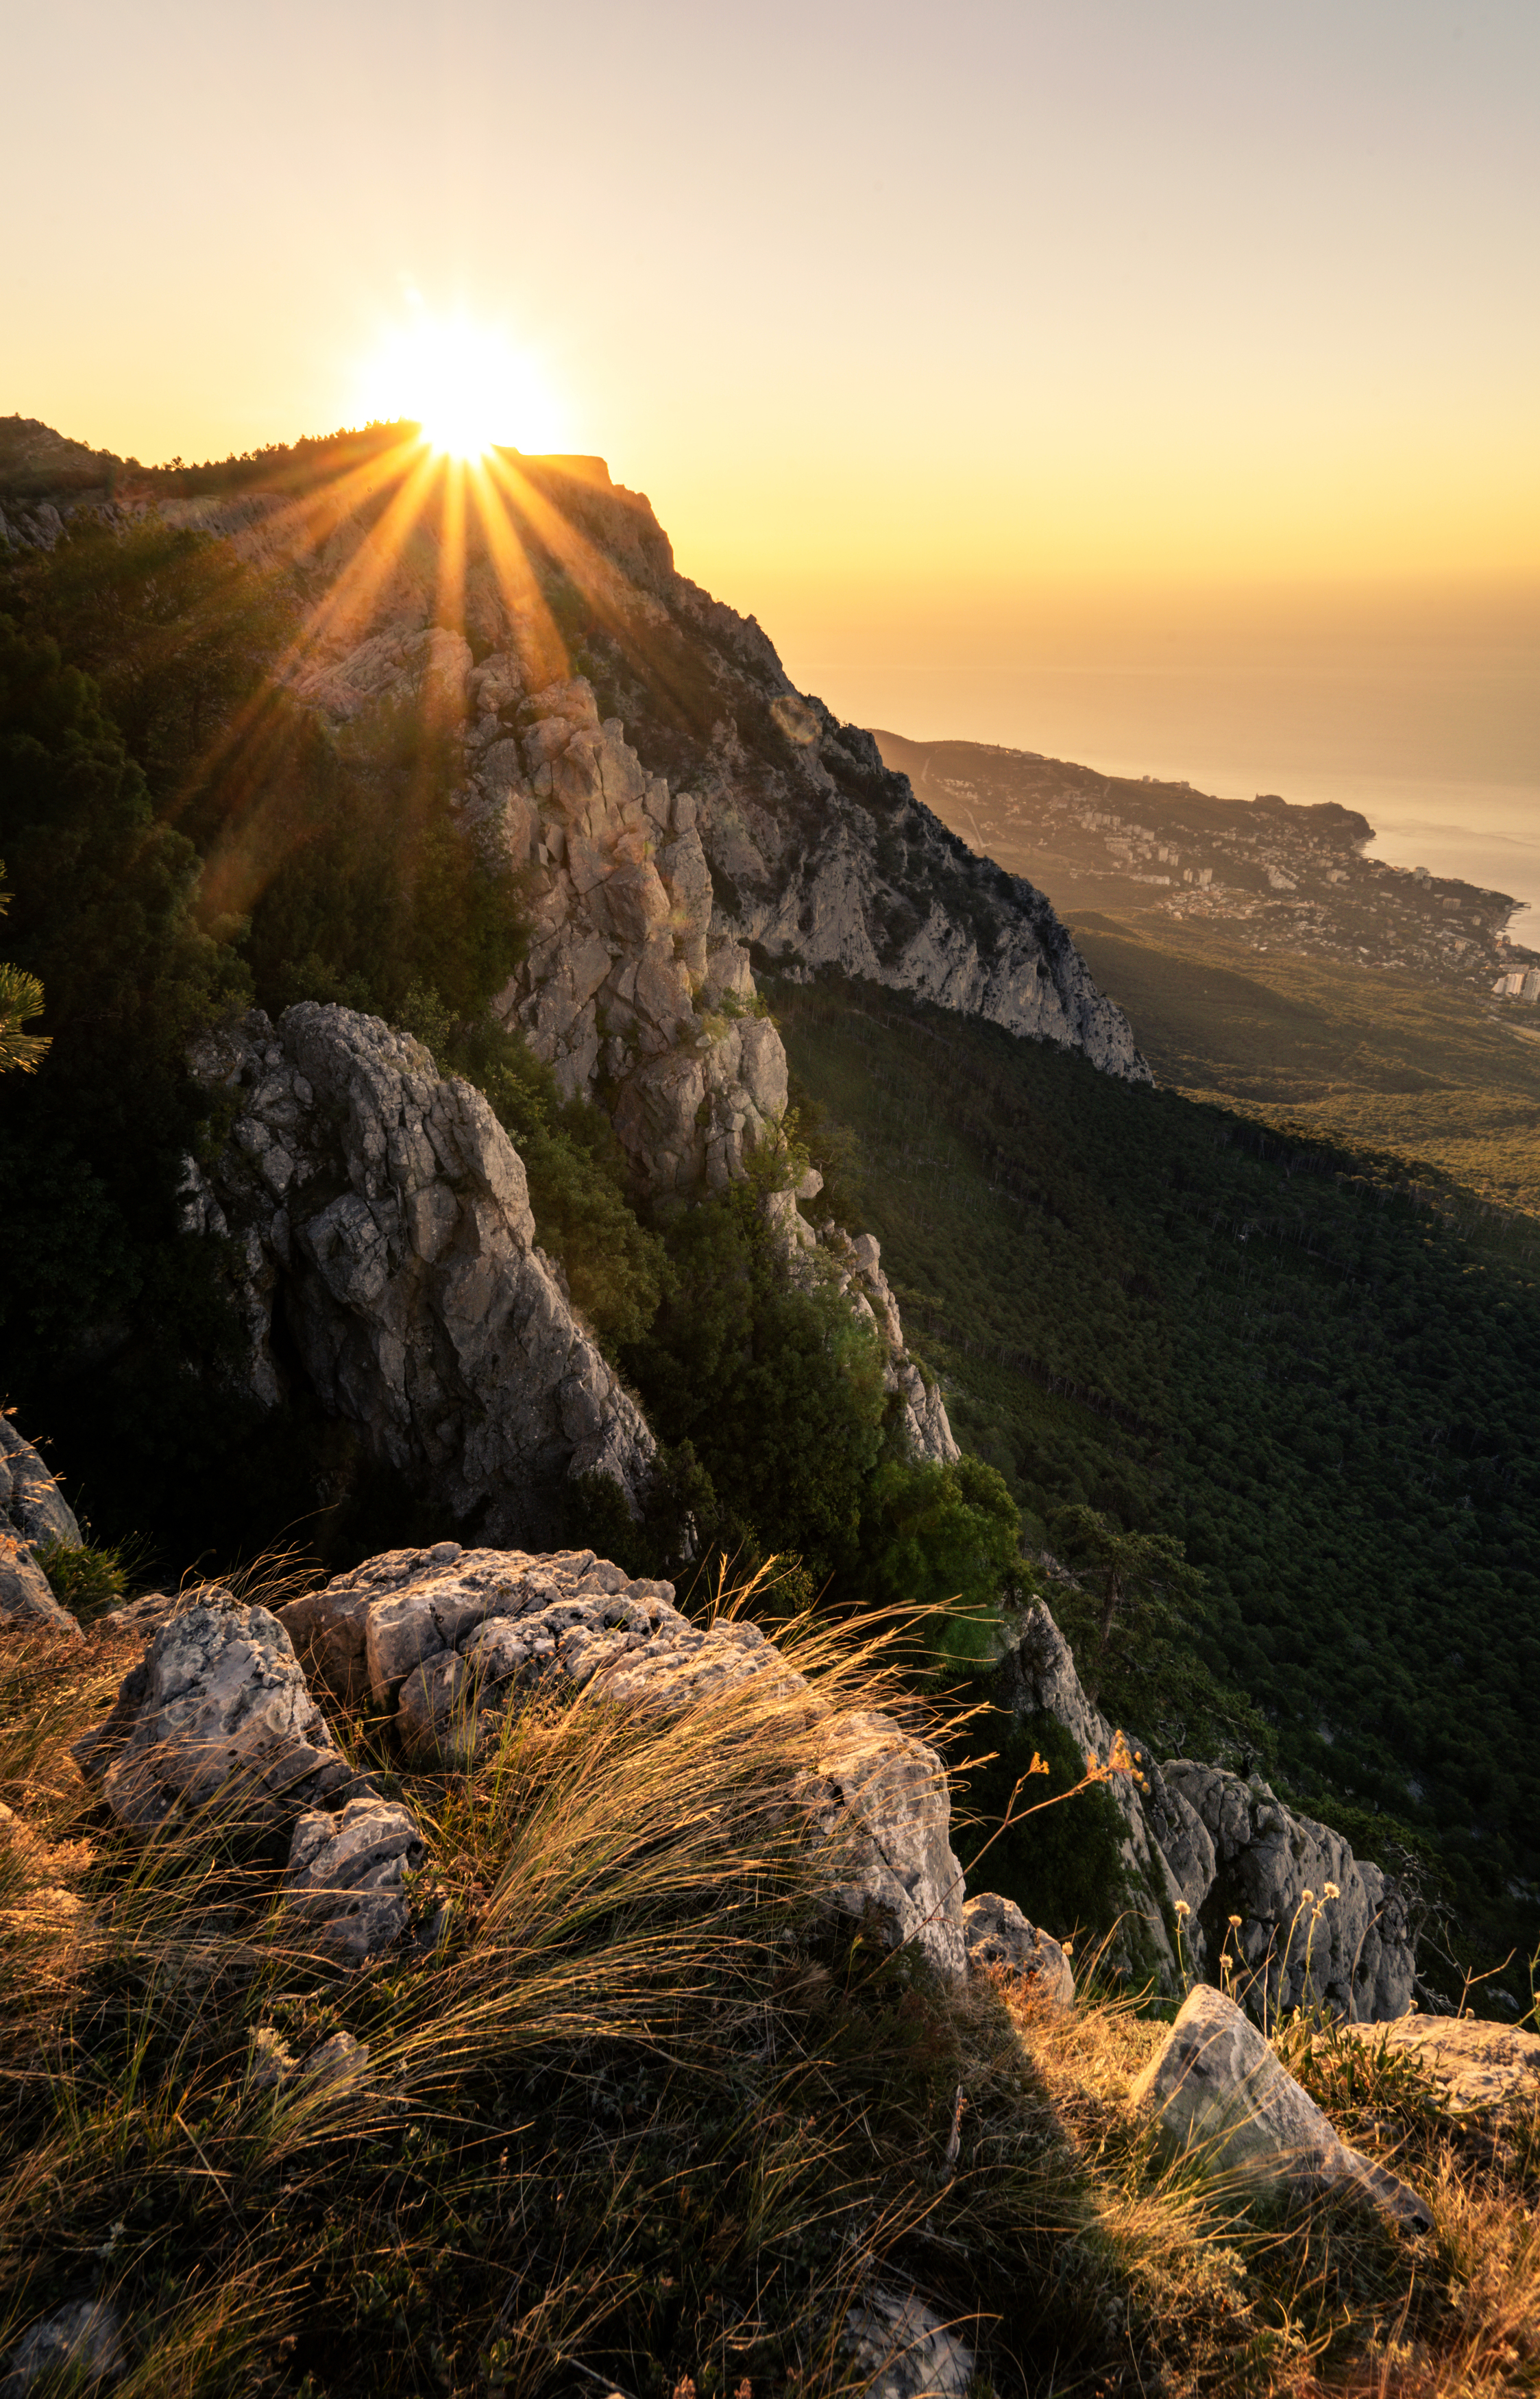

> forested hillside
[774,973,1540,1970]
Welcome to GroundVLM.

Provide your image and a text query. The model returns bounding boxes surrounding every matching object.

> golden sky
[7,0,1537,832]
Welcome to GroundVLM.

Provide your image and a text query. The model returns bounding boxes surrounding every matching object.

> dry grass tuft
[5,1578,1540,2395]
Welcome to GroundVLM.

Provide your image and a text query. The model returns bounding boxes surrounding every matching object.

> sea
[798,656,1540,945]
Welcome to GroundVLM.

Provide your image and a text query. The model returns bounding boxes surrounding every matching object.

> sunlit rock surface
[0,1419,84,1635]
[284,1540,968,1977]
[187,1002,655,1544]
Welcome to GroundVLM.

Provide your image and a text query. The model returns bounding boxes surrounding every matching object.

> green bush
[34,1538,128,1619]
[857,1452,1029,1663]
[623,1189,888,1587]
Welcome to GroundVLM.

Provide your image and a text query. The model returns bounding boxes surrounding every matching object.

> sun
[356,312,563,459]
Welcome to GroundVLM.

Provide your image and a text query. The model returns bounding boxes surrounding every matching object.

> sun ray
[482,450,713,730]
[187,438,448,923]
[432,453,468,653]
[465,458,570,692]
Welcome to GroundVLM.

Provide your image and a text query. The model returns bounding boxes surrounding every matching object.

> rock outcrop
[187,1002,655,1544]
[1338,2014,1540,2116]
[962,1891,1075,2007]
[0,1531,75,1635]
[1131,1984,1431,2228]
[190,995,957,1517]
[281,1540,968,1977]
[811,1226,958,1465]
[1154,1758,1415,2023]
[0,1417,83,1635]
[284,1796,425,1967]
[73,1596,361,1834]
[844,2287,977,2399]
[467,672,794,1197]
[997,1603,1186,1989]
[75,1591,424,1966]
[997,1603,1417,2019]
[1,1415,81,1550]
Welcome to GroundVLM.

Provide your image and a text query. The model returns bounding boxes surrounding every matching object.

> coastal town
[875,731,1537,1001]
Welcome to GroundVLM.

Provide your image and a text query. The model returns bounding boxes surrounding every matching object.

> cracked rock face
[0,1419,84,1635]
[284,1542,967,1976]
[187,1001,654,1544]
[962,1891,1075,2007]
[997,1603,1185,1988]
[284,1795,425,1966]
[73,1598,359,1833]
[1158,1758,1415,2023]
[472,672,793,1195]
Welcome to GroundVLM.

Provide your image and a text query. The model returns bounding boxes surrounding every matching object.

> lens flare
[356,313,563,458]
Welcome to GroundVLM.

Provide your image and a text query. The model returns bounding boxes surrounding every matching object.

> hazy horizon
[789,633,1539,929]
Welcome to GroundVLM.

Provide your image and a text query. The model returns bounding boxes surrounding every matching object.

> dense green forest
[1068,905,1540,1221]
[773,973,1540,1947]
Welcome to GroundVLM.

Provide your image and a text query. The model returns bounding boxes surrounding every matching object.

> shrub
[34,1539,128,1620]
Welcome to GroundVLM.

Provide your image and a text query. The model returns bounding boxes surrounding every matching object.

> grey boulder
[844,2286,976,2399]
[1130,1984,1430,2227]
[73,1598,358,1833]
[962,1891,1075,2007]
[283,1795,425,1966]
[0,2300,123,2398]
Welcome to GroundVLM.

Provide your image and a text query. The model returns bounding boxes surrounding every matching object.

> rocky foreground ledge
[70,1542,980,1982]
[11,1533,1536,2397]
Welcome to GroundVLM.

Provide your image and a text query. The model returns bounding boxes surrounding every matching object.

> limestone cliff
[185,1003,655,1544]
[16,435,1147,1502]
[1,1415,84,1634]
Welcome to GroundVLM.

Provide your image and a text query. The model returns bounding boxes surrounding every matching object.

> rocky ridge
[67,1539,976,1982]
[138,451,1149,1199]
[999,1603,1416,2020]
[185,996,957,1535]
[8,434,1146,1513]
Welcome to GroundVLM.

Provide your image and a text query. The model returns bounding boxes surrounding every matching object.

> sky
[6,0,1537,903]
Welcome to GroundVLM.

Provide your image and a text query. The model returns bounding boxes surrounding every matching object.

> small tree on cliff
[1049,1503,1207,1710]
